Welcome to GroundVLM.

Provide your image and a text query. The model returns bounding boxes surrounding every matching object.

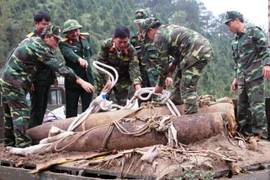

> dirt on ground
[0,133,270,179]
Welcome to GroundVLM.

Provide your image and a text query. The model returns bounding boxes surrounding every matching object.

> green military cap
[62,19,82,33]
[135,9,149,19]
[42,25,62,40]
[224,11,243,25]
[140,17,160,34]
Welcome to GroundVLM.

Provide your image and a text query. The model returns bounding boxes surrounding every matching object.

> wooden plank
[0,160,151,180]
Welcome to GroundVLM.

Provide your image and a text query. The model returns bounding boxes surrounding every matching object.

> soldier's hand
[133,84,141,99]
[231,78,238,92]
[30,83,35,92]
[78,57,88,69]
[262,65,270,79]
[102,79,112,92]
[155,85,163,94]
[165,77,173,87]
[134,84,141,91]
[54,79,58,87]
[76,78,95,93]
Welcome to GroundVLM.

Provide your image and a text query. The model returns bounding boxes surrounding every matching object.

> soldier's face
[66,29,80,40]
[113,36,129,51]
[34,19,50,34]
[44,35,59,49]
[226,19,240,33]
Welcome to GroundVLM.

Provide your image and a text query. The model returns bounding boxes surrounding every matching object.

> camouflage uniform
[140,37,160,88]
[0,34,79,148]
[59,32,94,118]
[130,32,144,59]
[224,10,270,139]
[131,10,160,104]
[231,26,270,139]
[131,33,160,103]
[154,24,214,114]
[27,30,57,128]
[94,38,141,106]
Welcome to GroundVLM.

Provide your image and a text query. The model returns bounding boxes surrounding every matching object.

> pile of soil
[0,133,269,179]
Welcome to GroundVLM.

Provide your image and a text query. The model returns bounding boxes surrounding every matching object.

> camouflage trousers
[171,53,212,114]
[237,77,268,139]
[1,83,32,148]
[95,73,132,107]
[168,64,183,106]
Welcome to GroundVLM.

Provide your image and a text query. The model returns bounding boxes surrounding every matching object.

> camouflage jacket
[1,37,78,92]
[130,31,144,58]
[95,38,141,85]
[59,32,95,89]
[140,37,159,87]
[154,24,213,86]
[26,29,56,86]
[131,32,159,87]
[231,26,270,83]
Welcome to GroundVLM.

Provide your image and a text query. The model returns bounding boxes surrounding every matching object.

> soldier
[28,11,58,129]
[224,11,270,139]
[94,26,142,106]
[130,9,149,59]
[140,18,214,114]
[131,9,161,105]
[0,25,95,148]
[59,19,95,118]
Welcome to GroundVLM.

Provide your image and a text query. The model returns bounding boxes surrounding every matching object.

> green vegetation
[0,0,269,98]
[175,167,215,180]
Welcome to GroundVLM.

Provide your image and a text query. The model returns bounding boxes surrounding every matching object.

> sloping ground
[0,133,270,179]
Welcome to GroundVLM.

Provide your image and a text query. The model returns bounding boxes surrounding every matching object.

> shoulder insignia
[61,38,69,42]
[26,32,35,38]
[80,32,90,36]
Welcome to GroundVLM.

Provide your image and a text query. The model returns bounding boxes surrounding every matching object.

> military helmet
[62,19,82,33]
[224,11,243,25]
[135,9,149,20]
[140,17,160,34]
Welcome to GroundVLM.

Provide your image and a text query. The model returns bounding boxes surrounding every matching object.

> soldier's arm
[39,50,79,82]
[129,46,142,87]
[253,28,270,66]
[231,41,238,79]
[154,39,169,87]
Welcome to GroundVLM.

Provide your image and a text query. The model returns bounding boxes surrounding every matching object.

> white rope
[93,61,118,90]
[67,61,181,131]
[125,87,181,116]
[67,61,119,131]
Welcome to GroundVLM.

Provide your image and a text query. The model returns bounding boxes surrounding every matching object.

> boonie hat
[135,9,149,19]
[224,11,243,25]
[43,25,62,40]
[62,19,82,33]
[140,17,160,34]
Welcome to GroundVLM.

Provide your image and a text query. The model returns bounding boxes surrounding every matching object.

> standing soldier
[131,9,161,105]
[94,26,142,106]
[28,11,58,129]
[0,25,95,148]
[224,11,270,139]
[140,18,214,114]
[59,19,95,118]
[130,9,149,60]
